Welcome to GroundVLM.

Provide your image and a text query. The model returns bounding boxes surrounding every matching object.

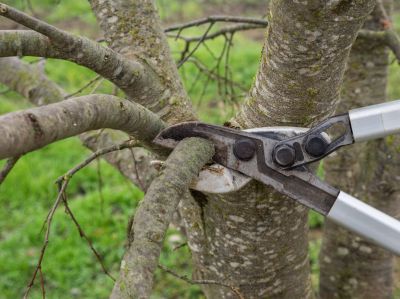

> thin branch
[55,140,138,183]
[0,156,20,185]
[167,23,265,43]
[165,15,268,32]
[186,58,246,92]
[376,0,390,29]
[59,190,115,282]
[129,148,146,191]
[64,75,102,99]
[0,57,65,105]
[358,29,400,62]
[96,158,105,214]
[0,94,165,159]
[24,140,137,297]
[177,22,215,68]
[158,264,244,299]
[23,181,68,299]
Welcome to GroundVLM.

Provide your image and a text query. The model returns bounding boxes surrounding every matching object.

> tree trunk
[179,1,375,298]
[319,2,400,298]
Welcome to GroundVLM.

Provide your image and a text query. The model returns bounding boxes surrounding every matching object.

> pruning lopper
[154,100,400,255]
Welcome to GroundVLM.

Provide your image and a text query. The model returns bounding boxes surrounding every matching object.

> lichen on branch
[111,137,214,299]
[0,94,165,159]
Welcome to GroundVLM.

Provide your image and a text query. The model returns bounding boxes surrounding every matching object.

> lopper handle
[327,191,400,255]
[349,99,400,142]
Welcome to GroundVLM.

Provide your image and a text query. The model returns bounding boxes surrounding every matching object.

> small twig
[167,23,265,43]
[24,141,136,297]
[23,181,68,299]
[177,22,215,68]
[96,158,105,214]
[55,140,137,185]
[129,148,145,191]
[0,156,20,185]
[158,264,244,299]
[38,267,45,299]
[59,190,115,281]
[187,58,247,92]
[64,75,102,99]
[376,0,391,29]
[165,15,268,32]
[173,242,187,251]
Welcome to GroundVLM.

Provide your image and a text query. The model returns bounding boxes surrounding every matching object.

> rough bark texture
[1,1,391,298]
[319,2,400,298]
[0,55,158,191]
[177,1,376,298]
[0,30,165,106]
[0,57,65,105]
[111,137,214,299]
[234,0,376,128]
[88,0,195,124]
[81,131,158,191]
[0,94,164,159]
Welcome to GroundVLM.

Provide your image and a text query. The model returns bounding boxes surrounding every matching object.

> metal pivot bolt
[274,144,296,167]
[233,139,256,161]
[305,134,329,157]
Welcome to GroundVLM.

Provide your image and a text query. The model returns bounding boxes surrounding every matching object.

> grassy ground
[0,1,399,298]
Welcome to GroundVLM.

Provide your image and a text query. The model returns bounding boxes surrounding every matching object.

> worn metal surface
[190,126,309,194]
[154,122,339,215]
[273,114,354,169]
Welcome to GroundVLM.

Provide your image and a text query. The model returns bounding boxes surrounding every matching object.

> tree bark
[179,1,376,298]
[0,94,164,159]
[0,56,159,191]
[319,2,400,298]
[88,0,195,124]
[0,57,64,105]
[111,137,214,299]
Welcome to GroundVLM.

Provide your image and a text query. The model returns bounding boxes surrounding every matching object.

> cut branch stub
[0,94,165,160]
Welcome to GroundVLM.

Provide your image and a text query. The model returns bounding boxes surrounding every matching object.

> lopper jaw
[154,121,338,215]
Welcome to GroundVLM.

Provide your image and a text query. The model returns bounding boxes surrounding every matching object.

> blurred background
[0,1,399,298]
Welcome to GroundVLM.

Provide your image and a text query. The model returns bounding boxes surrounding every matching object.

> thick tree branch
[0,57,65,105]
[0,55,157,191]
[111,137,214,299]
[88,0,196,123]
[0,30,165,108]
[0,3,182,115]
[0,94,164,159]
[358,29,400,62]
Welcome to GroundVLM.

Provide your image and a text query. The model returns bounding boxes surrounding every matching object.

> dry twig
[165,15,268,32]
[24,141,136,298]
[158,264,244,299]
[0,156,20,185]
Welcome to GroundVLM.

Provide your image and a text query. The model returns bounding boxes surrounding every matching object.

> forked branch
[24,141,137,298]
[0,3,166,107]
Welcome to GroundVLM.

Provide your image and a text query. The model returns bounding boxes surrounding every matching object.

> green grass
[1,1,400,298]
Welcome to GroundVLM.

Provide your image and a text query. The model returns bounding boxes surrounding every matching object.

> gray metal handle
[349,99,400,142]
[327,191,400,255]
